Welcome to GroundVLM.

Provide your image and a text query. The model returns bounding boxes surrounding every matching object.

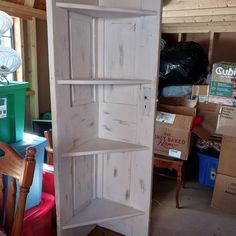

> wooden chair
[153,154,185,208]
[0,142,36,236]
[44,130,53,165]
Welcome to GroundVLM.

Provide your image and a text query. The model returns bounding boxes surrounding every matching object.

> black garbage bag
[159,41,209,88]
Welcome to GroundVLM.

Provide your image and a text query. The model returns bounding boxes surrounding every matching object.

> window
[0,28,14,48]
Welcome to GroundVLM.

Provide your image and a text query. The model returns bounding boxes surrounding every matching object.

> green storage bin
[0,81,29,143]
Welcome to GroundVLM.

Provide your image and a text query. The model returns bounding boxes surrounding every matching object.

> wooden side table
[153,154,185,208]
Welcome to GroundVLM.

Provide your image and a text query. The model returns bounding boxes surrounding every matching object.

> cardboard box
[216,105,236,137]
[157,103,196,117]
[218,136,236,177]
[158,97,197,108]
[154,98,210,160]
[192,85,209,102]
[211,174,236,215]
[197,102,220,135]
[209,62,236,106]
[154,111,193,161]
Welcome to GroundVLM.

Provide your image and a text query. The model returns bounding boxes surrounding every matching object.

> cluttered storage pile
[154,41,236,214]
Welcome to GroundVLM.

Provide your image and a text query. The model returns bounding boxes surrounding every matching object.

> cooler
[11,133,47,210]
[0,81,29,143]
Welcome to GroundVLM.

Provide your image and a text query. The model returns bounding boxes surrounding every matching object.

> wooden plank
[24,0,36,7]
[163,21,236,28]
[103,153,132,205]
[56,2,157,17]
[100,103,137,142]
[27,17,39,120]
[62,138,148,157]
[13,17,24,82]
[163,0,236,11]
[0,0,46,20]
[208,31,215,67]
[73,156,93,214]
[162,14,236,24]
[58,78,152,85]
[62,198,144,229]
[162,21,236,33]
[163,7,236,18]
[178,33,183,41]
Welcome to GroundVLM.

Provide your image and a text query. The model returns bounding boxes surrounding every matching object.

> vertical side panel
[103,153,132,205]
[103,85,138,105]
[104,19,137,78]
[69,13,95,106]
[99,103,137,143]
[46,2,74,234]
[69,13,93,79]
[73,156,93,213]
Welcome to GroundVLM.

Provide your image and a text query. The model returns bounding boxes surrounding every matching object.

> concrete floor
[150,178,236,236]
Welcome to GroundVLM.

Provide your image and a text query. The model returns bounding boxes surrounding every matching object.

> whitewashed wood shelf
[62,198,144,229]
[47,0,161,234]
[56,3,157,17]
[57,78,152,85]
[62,138,148,157]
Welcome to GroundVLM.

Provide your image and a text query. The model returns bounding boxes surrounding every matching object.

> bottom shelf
[62,198,144,229]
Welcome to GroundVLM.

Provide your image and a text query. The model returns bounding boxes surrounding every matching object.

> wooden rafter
[24,0,35,7]
[0,0,46,20]
[162,0,236,33]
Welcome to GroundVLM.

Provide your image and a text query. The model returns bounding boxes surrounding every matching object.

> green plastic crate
[0,81,29,143]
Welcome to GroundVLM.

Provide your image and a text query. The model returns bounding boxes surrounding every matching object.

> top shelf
[56,3,157,17]
[57,78,152,85]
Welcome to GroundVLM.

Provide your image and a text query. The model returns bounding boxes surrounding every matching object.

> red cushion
[23,192,55,236]
[42,164,55,196]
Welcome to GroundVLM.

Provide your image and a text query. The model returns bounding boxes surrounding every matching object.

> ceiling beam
[24,0,35,7]
[0,0,46,20]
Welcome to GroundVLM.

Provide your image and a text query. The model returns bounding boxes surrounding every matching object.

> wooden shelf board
[62,198,144,229]
[56,3,156,17]
[57,78,152,85]
[62,138,148,157]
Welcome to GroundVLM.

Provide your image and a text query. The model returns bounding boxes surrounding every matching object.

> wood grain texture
[0,175,5,224]
[56,2,157,17]
[46,0,161,235]
[0,143,36,236]
[62,198,144,229]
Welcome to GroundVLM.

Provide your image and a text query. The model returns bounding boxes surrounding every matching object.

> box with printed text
[209,62,236,106]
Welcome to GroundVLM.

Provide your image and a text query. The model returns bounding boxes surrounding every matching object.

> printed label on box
[210,81,233,98]
[156,112,176,124]
[168,149,181,158]
[0,98,7,119]
[220,106,235,119]
[199,96,209,103]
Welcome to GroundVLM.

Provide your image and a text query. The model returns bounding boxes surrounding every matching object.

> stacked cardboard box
[154,61,236,214]
[154,98,209,161]
[209,62,236,107]
[211,136,236,214]
[206,62,236,137]
[192,85,209,103]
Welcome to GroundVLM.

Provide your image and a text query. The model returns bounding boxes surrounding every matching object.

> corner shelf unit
[46,0,161,235]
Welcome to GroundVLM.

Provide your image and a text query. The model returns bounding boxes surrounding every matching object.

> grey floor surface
[150,178,236,236]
